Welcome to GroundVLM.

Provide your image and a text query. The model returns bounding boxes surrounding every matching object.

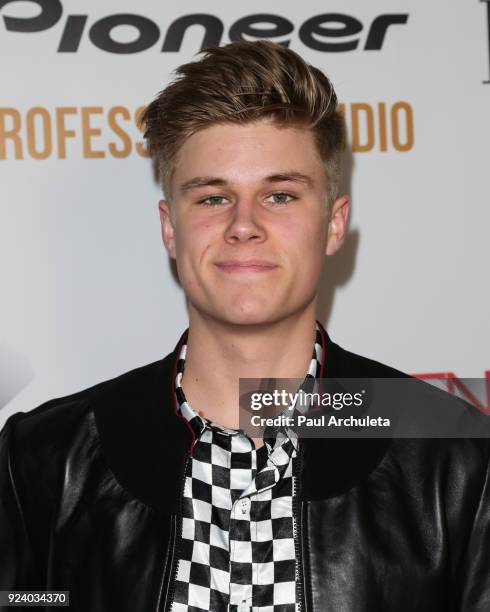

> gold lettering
[391,102,414,151]
[351,103,374,152]
[81,107,105,159]
[27,107,52,159]
[134,105,149,158]
[378,102,388,152]
[108,106,132,158]
[0,108,23,159]
[56,107,77,159]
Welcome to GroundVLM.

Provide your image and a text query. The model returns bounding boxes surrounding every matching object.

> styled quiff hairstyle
[141,40,345,207]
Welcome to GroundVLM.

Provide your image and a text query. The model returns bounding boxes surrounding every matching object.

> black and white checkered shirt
[171,323,323,612]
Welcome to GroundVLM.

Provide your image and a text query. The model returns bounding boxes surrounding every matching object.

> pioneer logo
[0,1,408,54]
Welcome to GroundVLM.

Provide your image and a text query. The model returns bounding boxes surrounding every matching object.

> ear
[158,199,176,259]
[326,195,350,256]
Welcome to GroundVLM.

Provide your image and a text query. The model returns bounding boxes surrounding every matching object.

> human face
[159,119,349,327]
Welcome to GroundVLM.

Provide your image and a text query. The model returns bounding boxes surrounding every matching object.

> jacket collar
[93,321,392,512]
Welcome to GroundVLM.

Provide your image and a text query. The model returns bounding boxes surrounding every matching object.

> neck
[180,304,319,430]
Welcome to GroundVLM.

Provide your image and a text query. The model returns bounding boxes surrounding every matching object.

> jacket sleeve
[0,413,42,589]
[453,439,490,611]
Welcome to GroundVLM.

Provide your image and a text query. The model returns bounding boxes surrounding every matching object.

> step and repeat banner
[1,1,489,424]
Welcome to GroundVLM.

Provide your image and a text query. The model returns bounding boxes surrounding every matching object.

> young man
[1,41,489,612]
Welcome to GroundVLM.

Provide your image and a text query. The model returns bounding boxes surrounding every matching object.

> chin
[198,296,276,327]
[188,287,298,327]
[218,298,297,328]
[223,305,271,325]
[223,312,272,327]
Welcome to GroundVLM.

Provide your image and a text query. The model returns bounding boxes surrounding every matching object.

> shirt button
[239,497,251,516]
[238,601,250,612]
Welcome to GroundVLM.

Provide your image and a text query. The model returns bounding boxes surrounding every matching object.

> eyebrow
[178,172,315,193]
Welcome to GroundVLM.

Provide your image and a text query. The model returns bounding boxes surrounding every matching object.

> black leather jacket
[1,327,489,611]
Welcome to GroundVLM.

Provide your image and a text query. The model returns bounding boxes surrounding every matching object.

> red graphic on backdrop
[414,371,490,415]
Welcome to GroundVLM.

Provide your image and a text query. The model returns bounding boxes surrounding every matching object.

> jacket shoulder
[327,335,409,378]
[314,334,490,493]
[0,356,171,513]
[4,357,167,444]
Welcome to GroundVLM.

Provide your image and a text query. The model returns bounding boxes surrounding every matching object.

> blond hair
[141,40,345,206]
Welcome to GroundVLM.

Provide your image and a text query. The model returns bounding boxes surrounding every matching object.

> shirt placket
[229,443,293,612]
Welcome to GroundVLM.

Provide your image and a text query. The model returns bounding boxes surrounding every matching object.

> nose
[224,196,266,245]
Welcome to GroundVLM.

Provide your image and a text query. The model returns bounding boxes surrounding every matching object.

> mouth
[214,260,279,274]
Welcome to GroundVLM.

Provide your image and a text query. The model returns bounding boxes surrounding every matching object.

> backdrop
[1,0,489,426]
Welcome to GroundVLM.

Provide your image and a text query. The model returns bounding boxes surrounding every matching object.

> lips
[214,259,278,273]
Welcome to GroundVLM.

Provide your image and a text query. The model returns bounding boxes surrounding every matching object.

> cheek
[276,217,326,260]
[174,217,218,269]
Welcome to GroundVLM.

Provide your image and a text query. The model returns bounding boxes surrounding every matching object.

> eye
[196,192,297,207]
[197,195,228,207]
[266,192,296,205]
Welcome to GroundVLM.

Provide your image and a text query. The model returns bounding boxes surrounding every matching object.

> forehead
[171,120,326,191]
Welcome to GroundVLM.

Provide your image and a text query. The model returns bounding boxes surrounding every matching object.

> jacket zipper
[293,442,308,612]
[160,453,190,612]
[300,498,310,612]
[157,513,176,612]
